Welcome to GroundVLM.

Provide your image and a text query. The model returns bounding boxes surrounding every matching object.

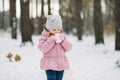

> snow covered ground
[0,33,120,80]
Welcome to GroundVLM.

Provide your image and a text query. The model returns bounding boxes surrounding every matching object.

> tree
[59,0,63,17]
[93,0,104,44]
[0,6,2,29]
[20,0,34,46]
[2,0,5,30]
[103,0,115,35]
[105,0,114,24]
[10,0,17,39]
[59,0,75,34]
[83,0,93,34]
[59,0,66,30]
[38,0,46,34]
[75,0,83,40]
[36,0,38,18]
[41,0,45,16]
[114,0,120,50]
[48,0,51,15]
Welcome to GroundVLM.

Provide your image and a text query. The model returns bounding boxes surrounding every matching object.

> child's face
[49,29,62,35]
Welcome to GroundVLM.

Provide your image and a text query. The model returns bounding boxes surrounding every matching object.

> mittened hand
[55,33,65,43]
[59,33,65,41]
[55,33,62,43]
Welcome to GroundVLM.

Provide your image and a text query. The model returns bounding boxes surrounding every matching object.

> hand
[59,33,65,41]
[55,33,62,43]
[55,33,65,43]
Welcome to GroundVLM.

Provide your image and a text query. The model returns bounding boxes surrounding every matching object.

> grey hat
[45,15,62,30]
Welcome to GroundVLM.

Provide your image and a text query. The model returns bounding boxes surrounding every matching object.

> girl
[38,15,72,80]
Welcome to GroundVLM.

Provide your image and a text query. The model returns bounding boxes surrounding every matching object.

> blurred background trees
[10,0,17,39]
[20,0,34,46]
[114,0,120,50]
[93,0,104,44]
[0,0,120,50]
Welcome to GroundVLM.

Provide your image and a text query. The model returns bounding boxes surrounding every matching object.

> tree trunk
[38,0,46,34]
[2,0,5,30]
[59,0,68,33]
[41,0,44,16]
[59,0,77,34]
[93,0,104,44]
[83,0,92,35]
[10,0,17,39]
[115,0,120,50]
[59,0,64,26]
[20,0,34,46]
[48,0,51,15]
[75,0,83,40]
[65,0,76,34]
[36,0,38,18]
[59,0,63,17]
[0,15,1,29]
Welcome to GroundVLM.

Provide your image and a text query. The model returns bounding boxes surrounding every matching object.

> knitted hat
[45,15,62,30]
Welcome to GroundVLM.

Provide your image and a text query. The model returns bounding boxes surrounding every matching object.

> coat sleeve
[61,36,72,52]
[38,36,55,54]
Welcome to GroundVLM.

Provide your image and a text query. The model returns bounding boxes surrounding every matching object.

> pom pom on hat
[45,15,62,30]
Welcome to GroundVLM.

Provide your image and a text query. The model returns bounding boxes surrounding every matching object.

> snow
[0,33,120,80]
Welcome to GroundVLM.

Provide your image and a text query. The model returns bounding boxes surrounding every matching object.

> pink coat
[38,29,72,71]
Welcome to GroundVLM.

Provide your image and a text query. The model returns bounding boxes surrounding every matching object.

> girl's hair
[44,27,53,36]
[44,27,63,36]
[44,27,49,32]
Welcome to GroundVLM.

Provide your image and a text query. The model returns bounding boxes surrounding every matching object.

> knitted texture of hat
[46,15,62,30]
